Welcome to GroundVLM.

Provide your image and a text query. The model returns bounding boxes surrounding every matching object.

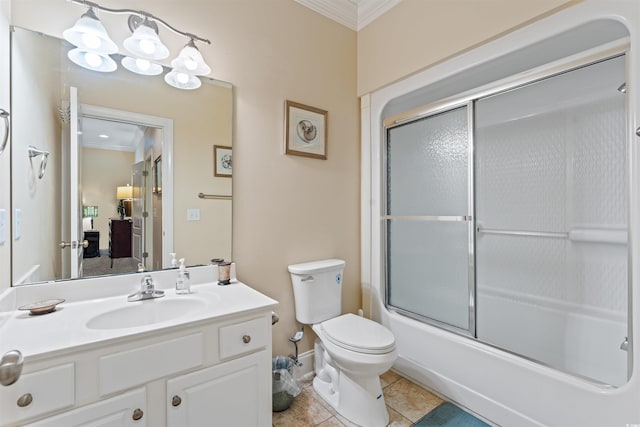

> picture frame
[153,155,162,194]
[284,100,328,160]
[214,145,232,177]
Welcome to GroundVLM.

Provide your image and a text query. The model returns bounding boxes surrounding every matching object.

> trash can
[272,356,301,412]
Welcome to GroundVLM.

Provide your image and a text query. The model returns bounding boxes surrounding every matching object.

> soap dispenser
[176,259,191,294]
[170,253,178,268]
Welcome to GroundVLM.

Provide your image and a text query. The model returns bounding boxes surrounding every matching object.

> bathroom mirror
[10,26,233,285]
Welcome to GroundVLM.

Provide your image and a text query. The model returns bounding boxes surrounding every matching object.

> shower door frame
[382,100,477,337]
[381,41,631,358]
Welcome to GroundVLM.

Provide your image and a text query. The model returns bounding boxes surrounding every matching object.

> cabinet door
[25,388,146,427]
[167,350,270,427]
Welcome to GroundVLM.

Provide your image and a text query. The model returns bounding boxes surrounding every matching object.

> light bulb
[184,58,197,71]
[177,72,189,84]
[84,52,103,68]
[139,39,156,55]
[81,33,101,50]
[136,58,151,71]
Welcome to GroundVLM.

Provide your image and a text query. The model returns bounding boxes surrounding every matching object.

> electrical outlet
[187,208,200,221]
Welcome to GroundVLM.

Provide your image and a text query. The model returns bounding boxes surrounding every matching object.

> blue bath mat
[413,402,490,427]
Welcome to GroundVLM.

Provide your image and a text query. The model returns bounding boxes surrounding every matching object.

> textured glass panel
[475,56,627,386]
[387,107,468,216]
[387,220,469,330]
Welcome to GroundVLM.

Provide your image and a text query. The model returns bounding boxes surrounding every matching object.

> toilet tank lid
[288,259,345,275]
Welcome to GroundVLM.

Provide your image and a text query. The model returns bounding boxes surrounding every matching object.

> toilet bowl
[288,260,397,427]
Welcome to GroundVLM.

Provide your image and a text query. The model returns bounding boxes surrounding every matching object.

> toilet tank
[288,259,345,324]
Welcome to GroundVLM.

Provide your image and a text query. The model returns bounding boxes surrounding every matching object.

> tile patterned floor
[272,371,444,427]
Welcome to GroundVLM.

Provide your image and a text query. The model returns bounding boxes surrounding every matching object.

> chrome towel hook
[0,109,9,157]
[28,145,50,179]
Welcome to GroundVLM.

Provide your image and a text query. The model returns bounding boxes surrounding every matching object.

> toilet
[288,259,397,427]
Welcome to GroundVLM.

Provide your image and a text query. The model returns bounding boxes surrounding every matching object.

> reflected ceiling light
[62,7,117,55]
[171,39,211,76]
[64,0,212,89]
[164,70,201,90]
[67,48,117,73]
[121,56,163,76]
[123,18,169,60]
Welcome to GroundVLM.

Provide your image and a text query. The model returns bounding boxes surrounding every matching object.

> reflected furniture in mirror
[10,26,233,286]
[109,218,132,268]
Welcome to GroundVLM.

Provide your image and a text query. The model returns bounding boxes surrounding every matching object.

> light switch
[14,208,21,240]
[187,208,200,221]
[0,209,5,244]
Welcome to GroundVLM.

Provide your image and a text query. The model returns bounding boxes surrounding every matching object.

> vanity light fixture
[64,0,212,90]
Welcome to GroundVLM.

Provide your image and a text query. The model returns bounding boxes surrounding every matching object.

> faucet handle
[141,275,154,291]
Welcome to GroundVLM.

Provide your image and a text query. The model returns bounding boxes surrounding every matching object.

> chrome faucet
[128,275,165,302]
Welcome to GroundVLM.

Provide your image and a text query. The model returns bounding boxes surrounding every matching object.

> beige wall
[1,0,586,358]
[82,148,135,250]
[0,1,10,292]
[357,0,581,95]
[11,29,62,284]
[10,0,359,357]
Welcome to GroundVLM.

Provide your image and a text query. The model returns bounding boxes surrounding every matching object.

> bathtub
[362,1,640,425]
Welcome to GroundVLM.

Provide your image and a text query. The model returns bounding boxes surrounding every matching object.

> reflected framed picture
[285,100,328,160]
[214,145,232,177]
[153,156,162,194]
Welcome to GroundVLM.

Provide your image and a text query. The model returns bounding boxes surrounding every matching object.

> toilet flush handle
[301,276,314,283]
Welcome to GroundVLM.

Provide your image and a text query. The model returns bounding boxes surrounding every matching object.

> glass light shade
[121,56,163,76]
[116,185,133,199]
[170,40,211,76]
[67,48,117,72]
[82,205,99,218]
[63,9,118,55]
[123,22,169,60]
[164,69,201,90]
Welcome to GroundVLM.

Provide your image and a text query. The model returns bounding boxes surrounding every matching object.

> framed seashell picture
[284,100,328,159]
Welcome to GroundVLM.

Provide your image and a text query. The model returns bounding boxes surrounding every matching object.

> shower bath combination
[363,1,640,426]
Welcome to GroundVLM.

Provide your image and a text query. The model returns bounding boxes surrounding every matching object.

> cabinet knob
[17,393,32,407]
[132,408,144,421]
[172,395,182,407]
[242,335,251,344]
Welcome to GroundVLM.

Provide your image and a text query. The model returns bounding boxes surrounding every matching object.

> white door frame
[80,104,174,268]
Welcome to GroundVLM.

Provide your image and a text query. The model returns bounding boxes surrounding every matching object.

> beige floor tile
[380,370,403,389]
[272,387,333,427]
[383,378,443,422]
[317,417,347,427]
[333,412,361,427]
[386,406,414,427]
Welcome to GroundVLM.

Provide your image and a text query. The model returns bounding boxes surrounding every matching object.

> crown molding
[295,0,400,31]
[356,0,401,30]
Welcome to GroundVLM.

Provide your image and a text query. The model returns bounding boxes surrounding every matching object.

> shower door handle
[0,109,9,157]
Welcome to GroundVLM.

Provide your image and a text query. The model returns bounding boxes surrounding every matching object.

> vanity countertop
[0,266,278,361]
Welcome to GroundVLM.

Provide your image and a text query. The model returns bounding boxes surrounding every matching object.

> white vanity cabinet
[166,351,269,426]
[25,388,147,427]
[1,308,274,427]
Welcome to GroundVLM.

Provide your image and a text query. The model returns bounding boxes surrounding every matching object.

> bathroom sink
[86,296,211,330]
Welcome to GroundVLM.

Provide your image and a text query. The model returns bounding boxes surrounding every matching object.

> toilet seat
[320,313,395,355]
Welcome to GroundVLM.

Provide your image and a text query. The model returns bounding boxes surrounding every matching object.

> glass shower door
[385,106,473,332]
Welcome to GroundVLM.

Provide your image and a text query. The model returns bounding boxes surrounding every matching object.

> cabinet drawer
[219,317,267,359]
[99,333,203,396]
[25,388,146,427]
[0,363,74,425]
